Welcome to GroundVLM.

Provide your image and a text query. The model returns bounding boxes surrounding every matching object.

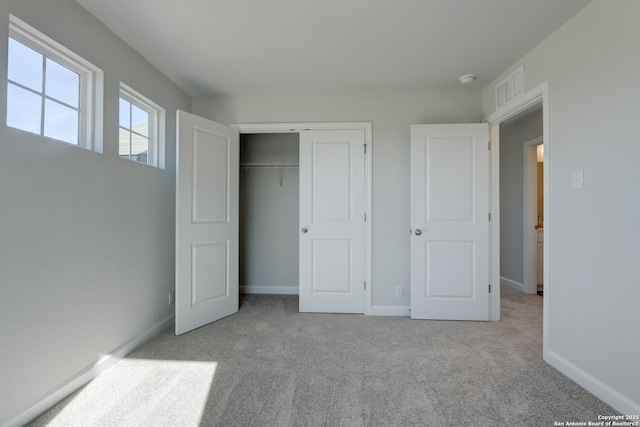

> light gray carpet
[30,288,615,426]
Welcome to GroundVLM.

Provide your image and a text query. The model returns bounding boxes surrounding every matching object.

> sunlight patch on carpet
[47,359,218,426]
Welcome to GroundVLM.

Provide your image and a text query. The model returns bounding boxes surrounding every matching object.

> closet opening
[239,133,300,296]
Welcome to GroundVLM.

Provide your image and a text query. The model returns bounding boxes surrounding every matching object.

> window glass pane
[8,38,43,92]
[44,99,78,145]
[45,58,79,108]
[119,128,131,158]
[7,83,42,134]
[119,85,161,167]
[131,133,149,164]
[131,104,149,137]
[132,152,148,164]
[119,98,130,129]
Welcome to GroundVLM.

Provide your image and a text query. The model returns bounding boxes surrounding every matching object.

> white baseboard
[545,349,640,415]
[1,314,175,427]
[500,276,525,292]
[240,285,299,295]
[370,305,410,316]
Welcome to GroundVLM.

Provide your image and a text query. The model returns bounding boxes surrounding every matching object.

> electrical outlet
[168,291,175,306]
[394,286,403,298]
[572,170,584,189]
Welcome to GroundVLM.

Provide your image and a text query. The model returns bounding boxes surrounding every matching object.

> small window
[119,83,165,168]
[6,15,103,150]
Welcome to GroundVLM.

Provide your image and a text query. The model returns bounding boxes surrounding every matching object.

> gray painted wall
[193,90,483,307]
[499,109,543,286]
[9,0,636,419]
[240,133,299,292]
[0,0,191,421]
[482,0,640,412]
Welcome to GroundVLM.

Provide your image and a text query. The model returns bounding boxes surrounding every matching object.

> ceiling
[75,0,591,97]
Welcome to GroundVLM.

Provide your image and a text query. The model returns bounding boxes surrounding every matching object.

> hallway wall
[499,109,543,289]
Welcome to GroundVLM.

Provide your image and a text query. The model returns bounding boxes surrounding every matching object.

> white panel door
[176,110,239,335]
[299,130,366,313]
[410,124,490,320]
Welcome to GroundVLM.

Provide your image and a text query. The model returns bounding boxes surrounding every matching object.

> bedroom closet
[175,114,370,333]
[239,133,300,295]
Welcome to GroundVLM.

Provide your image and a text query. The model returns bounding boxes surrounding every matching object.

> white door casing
[299,129,366,313]
[175,110,239,335]
[410,124,490,321]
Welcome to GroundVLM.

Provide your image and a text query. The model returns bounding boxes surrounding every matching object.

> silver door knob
[301,227,308,234]
[414,229,422,236]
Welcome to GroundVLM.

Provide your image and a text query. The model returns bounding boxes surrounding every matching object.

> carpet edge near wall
[2,315,175,427]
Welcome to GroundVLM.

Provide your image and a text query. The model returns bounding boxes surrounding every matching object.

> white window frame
[118,83,165,169]
[7,14,104,151]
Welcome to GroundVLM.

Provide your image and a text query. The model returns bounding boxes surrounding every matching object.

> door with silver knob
[299,129,366,314]
[410,124,490,321]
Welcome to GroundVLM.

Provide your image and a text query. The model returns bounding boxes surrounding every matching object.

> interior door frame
[485,80,550,352]
[232,122,373,315]
[524,136,543,295]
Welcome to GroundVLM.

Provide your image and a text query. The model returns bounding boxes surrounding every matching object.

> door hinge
[489,284,491,293]
[488,212,491,221]
[364,144,367,154]
[364,281,367,290]
[488,141,491,150]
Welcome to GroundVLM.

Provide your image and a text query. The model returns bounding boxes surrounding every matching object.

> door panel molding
[191,127,231,224]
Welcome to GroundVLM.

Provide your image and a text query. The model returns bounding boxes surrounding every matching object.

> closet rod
[239,163,299,168]
[240,163,298,187]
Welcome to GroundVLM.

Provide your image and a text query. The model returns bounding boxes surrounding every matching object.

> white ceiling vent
[496,65,525,108]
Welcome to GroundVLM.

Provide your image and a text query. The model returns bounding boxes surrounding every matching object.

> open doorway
[239,133,300,296]
[497,107,543,295]
[486,81,550,354]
